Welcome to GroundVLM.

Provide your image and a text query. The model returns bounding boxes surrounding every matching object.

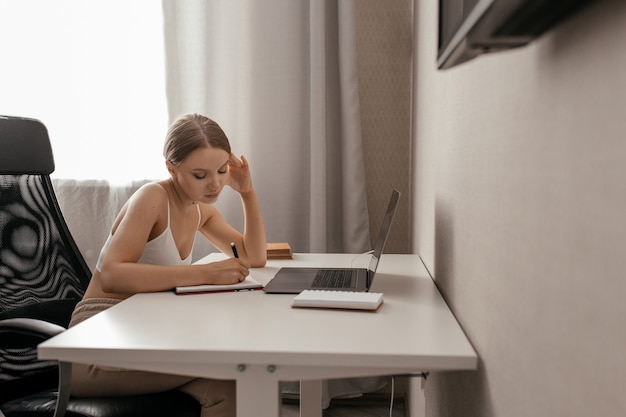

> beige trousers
[69,298,236,417]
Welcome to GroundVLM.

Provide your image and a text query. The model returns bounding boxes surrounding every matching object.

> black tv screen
[438,0,596,69]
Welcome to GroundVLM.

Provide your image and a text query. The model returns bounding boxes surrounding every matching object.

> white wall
[412,0,626,415]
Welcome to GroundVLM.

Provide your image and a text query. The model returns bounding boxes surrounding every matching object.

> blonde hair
[163,114,231,165]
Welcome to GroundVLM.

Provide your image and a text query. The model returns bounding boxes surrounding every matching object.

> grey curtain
[162,0,371,255]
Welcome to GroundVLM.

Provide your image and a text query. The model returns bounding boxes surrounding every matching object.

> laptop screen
[367,189,401,279]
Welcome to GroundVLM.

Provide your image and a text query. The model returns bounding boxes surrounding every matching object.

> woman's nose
[207,175,221,189]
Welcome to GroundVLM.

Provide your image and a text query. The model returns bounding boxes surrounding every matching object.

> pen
[230,242,239,258]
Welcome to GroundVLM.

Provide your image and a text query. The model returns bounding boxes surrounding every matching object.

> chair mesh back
[0,173,90,400]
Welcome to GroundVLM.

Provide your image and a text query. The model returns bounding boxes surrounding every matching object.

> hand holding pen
[230,242,251,283]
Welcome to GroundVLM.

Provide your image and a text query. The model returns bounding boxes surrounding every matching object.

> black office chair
[0,115,199,417]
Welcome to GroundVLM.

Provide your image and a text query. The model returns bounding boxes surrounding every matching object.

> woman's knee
[178,378,236,411]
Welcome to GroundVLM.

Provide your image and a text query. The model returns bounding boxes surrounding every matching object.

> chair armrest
[0,318,66,348]
[0,318,71,417]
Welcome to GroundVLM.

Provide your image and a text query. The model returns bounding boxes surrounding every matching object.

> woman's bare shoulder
[130,182,168,202]
[197,202,224,230]
[110,182,168,234]
[198,200,220,216]
[120,182,169,218]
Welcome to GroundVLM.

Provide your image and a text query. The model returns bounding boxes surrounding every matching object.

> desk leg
[299,379,323,417]
[236,367,281,417]
[408,375,426,417]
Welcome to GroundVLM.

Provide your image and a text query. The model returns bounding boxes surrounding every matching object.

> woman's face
[170,146,230,204]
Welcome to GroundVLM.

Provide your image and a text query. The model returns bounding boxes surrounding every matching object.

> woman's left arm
[200,154,267,266]
[237,186,267,266]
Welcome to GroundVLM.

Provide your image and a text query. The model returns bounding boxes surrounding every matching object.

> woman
[69,114,267,417]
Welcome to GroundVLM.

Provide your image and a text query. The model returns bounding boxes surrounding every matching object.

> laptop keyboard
[312,269,353,288]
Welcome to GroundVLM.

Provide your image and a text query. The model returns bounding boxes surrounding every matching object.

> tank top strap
[166,198,171,227]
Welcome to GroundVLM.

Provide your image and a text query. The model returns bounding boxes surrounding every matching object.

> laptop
[263,189,400,294]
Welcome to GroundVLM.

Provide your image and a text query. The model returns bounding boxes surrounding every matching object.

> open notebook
[175,275,262,294]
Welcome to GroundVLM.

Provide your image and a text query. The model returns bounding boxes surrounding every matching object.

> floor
[281,395,406,417]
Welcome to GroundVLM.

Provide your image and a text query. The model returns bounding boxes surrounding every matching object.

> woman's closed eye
[218,162,229,175]
[193,170,225,179]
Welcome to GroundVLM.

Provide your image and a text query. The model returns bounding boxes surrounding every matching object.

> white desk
[38,254,477,417]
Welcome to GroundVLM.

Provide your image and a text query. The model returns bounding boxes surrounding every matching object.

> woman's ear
[165,160,176,176]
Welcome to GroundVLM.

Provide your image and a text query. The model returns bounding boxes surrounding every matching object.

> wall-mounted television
[438,0,596,70]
